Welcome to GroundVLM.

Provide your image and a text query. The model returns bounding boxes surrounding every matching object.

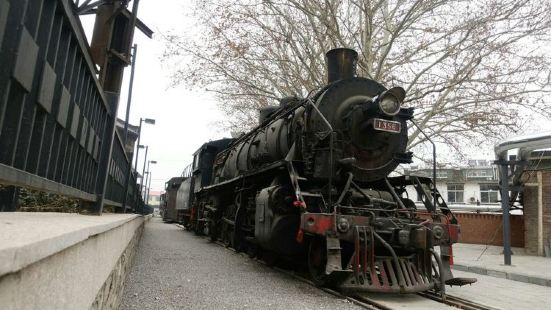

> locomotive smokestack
[326,48,358,83]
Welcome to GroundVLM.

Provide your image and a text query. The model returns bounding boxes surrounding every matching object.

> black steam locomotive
[171,48,474,295]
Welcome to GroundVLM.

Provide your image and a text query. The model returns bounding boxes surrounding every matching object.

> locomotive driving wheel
[221,204,236,247]
[207,219,218,242]
[222,227,232,247]
[232,193,248,252]
[308,237,329,286]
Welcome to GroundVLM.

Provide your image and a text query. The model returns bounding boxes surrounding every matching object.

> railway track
[272,265,498,310]
[417,291,500,310]
[278,266,498,310]
[177,224,498,310]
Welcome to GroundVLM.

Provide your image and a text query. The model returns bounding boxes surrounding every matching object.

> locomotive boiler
[188,48,475,295]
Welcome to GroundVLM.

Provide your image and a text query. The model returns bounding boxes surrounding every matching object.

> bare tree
[163,0,551,160]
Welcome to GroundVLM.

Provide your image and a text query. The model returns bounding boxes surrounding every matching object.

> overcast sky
[79,0,551,193]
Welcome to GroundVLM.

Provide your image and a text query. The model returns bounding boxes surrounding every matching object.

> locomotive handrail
[305,98,333,136]
[384,178,408,210]
[410,120,437,209]
[306,98,335,207]
[336,172,354,205]
[181,164,193,178]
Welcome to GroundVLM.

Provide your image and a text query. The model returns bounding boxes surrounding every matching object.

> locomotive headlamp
[379,96,400,115]
[374,86,406,116]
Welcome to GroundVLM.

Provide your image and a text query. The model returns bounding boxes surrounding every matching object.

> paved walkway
[120,217,361,310]
[448,270,551,310]
[452,243,551,286]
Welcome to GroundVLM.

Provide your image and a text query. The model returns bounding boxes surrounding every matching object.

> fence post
[93,92,120,214]
[0,186,18,211]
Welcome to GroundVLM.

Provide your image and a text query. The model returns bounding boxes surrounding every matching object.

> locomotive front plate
[373,118,401,133]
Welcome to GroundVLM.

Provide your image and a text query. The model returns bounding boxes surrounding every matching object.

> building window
[480,184,499,203]
[436,171,448,178]
[466,170,492,177]
[447,184,464,203]
[468,160,490,167]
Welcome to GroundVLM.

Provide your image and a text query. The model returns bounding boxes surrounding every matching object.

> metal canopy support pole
[494,131,551,263]
[499,161,512,265]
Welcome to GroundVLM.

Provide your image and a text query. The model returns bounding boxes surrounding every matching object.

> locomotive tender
[173,48,475,295]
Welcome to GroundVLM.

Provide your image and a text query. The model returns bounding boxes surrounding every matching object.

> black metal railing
[0,0,147,214]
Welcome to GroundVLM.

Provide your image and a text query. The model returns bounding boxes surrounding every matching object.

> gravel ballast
[120,217,361,310]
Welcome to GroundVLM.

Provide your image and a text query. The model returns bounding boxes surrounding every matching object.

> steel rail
[418,290,500,310]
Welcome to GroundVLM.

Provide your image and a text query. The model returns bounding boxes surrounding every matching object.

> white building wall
[402,180,498,206]
[405,186,417,201]
[463,183,481,204]
[403,182,447,203]
[436,183,447,201]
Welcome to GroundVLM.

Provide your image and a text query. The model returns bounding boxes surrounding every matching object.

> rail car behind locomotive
[179,48,475,295]
[162,139,233,226]
[161,177,185,222]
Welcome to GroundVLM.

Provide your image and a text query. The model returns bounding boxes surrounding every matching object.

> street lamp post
[133,118,155,173]
[145,160,157,203]
[146,171,152,204]
[143,171,149,201]
[140,145,148,197]
[123,117,154,211]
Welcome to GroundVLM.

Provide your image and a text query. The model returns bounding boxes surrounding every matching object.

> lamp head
[373,86,406,116]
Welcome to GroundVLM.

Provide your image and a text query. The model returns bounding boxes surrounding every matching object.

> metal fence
[0,0,147,213]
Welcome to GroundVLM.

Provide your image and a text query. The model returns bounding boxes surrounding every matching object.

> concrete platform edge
[0,213,148,310]
[91,217,147,309]
[453,263,551,287]
[0,213,140,277]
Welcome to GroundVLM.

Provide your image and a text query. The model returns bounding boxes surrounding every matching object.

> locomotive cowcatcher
[181,48,475,295]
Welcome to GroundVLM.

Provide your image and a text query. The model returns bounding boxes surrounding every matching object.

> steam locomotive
[167,48,475,295]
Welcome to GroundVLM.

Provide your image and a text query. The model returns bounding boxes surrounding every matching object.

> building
[521,150,551,256]
[147,190,162,207]
[405,159,500,207]
[405,152,551,256]
[115,118,139,159]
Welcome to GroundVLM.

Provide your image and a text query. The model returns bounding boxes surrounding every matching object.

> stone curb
[453,263,551,287]
[0,213,140,278]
